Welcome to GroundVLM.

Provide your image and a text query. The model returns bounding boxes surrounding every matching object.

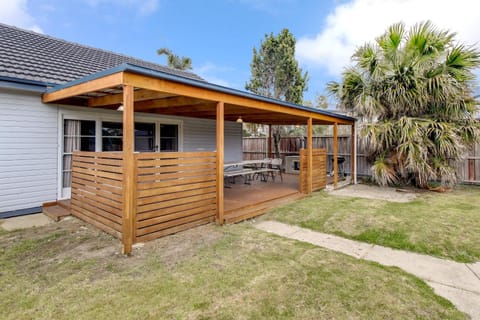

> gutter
[0,76,52,93]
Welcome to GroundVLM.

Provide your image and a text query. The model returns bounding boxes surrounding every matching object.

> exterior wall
[0,88,58,215]
[182,117,242,162]
[59,106,243,162]
[0,91,243,216]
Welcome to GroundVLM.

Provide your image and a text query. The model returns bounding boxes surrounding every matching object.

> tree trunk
[273,128,281,159]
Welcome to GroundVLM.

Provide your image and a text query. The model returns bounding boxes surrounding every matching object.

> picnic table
[223,159,280,187]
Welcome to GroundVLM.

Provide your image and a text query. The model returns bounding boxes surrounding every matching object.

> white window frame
[57,107,183,200]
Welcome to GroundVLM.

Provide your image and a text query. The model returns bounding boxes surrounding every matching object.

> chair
[270,158,283,182]
[252,158,272,182]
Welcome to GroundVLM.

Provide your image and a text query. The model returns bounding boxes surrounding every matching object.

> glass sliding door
[102,121,123,151]
[102,121,156,152]
[135,122,156,152]
[62,119,179,199]
[160,124,178,151]
[62,119,96,198]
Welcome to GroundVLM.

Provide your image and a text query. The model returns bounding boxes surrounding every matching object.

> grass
[266,185,480,263]
[0,219,465,319]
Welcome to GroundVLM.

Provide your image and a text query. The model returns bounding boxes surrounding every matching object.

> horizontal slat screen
[71,151,123,238]
[135,152,217,242]
[300,149,327,193]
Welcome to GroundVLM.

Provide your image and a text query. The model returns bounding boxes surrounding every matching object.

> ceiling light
[236,116,243,123]
[116,104,124,112]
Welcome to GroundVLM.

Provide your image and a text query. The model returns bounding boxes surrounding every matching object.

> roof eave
[45,63,356,123]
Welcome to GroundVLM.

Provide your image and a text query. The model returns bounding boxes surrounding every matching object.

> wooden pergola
[42,63,356,254]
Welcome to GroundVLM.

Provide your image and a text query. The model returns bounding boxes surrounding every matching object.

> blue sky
[2,0,479,104]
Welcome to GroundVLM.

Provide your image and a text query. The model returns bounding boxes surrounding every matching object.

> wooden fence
[71,152,123,238]
[243,136,480,184]
[299,149,327,193]
[135,152,217,242]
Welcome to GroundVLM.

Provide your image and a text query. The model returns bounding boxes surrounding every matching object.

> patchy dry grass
[267,185,480,263]
[0,217,465,319]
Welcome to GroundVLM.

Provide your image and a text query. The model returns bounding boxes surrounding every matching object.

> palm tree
[328,21,480,188]
[157,47,192,70]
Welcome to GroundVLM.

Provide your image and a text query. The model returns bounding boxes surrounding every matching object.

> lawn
[0,218,465,319]
[266,185,480,263]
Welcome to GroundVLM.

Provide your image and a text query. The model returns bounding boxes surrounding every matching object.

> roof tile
[0,23,203,86]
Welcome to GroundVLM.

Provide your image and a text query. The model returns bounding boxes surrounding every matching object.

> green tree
[245,28,308,156]
[157,47,192,70]
[328,21,480,188]
[304,94,329,109]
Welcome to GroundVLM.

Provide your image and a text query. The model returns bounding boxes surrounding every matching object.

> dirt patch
[327,184,418,202]
[0,216,225,280]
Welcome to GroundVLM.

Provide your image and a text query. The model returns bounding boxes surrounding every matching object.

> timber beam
[88,89,176,107]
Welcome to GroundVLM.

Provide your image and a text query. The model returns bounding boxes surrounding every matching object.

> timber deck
[224,174,304,223]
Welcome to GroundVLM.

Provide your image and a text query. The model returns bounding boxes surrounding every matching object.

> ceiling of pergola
[53,86,340,126]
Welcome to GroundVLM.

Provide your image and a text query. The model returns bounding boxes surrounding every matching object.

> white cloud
[85,0,159,16]
[194,62,235,87]
[297,0,480,77]
[234,0,295,14]
[0,0,43,32]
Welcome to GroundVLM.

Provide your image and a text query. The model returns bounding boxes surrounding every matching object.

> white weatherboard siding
[182,117,242,162]
[0,89,58,214]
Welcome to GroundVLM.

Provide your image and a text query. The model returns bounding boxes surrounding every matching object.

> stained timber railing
[299,148,327,193]
[70,151,217,244]
[71,152,123,237]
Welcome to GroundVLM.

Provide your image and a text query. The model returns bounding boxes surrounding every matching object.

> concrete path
[0,213,52,231]
[255,220,480,319]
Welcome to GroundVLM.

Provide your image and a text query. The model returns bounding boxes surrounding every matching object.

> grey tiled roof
[0,23,203,86]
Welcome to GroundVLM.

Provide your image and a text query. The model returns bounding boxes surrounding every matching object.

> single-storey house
[0,23,356,253]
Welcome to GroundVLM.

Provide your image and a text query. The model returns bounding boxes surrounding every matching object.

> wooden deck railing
[71,151,217,243]
[299,148,327,193]
[134,152,217,242]
[71,152,123,238]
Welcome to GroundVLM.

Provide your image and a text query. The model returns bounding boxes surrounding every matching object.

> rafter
[134,96,210,111]
[88,89,177,107]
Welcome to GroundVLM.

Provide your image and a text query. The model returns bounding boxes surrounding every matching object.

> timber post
[122,84,135,254]
[351,123,356,184]
[307,118,313,194]
[216,101,225,224]
[333,122,338,188]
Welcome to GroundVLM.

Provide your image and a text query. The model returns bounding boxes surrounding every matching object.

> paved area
[0,213,52,231]
[255,220,480,319]
[327,184,417,202]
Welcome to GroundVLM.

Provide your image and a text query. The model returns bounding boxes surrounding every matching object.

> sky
[1,0,480,104]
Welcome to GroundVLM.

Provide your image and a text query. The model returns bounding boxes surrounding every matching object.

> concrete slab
[364,245,480,294]
[255,220,303,237]
[328,184,417,203]
[468,262,480,280]
[288,228,374,259]
[427,281,480,320]
[0,213,52,231]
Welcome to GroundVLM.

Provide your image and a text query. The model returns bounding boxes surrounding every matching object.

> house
[0,23,356,253]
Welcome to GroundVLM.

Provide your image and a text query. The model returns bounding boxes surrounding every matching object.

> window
[63,120,96,188]
[102,121,123,151]
[61,118,180,196]
[135,122,156,152]
[160,124,178,151]
[102,121,156,152]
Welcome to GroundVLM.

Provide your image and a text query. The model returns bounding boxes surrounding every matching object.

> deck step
[225,192,305,224]
[57,199,71,210]
[42,204,71,222]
